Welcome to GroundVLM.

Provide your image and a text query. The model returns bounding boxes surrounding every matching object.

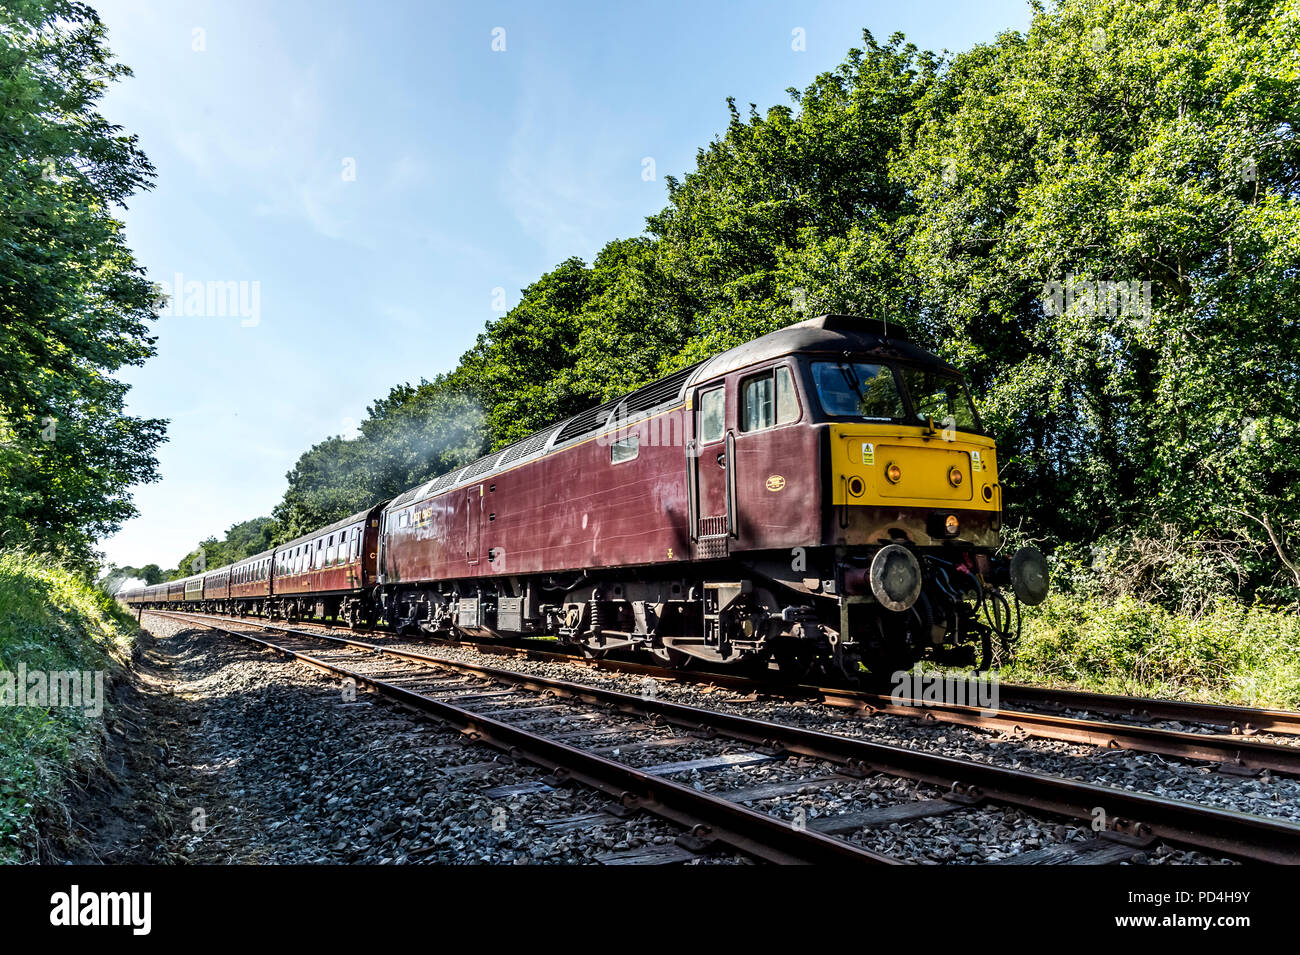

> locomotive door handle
[724,430,738,538]
[686,438,699,541]
[717,453,726,467]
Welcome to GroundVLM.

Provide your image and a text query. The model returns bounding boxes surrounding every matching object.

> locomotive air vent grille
[555,363,703,444]
[461,455,501,480]
[499,427,556,465]
[554,396,621,443]
[427,468,466,493]
[619,363,703,418]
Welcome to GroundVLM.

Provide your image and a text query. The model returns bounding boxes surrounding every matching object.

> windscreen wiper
[837,359,865,409]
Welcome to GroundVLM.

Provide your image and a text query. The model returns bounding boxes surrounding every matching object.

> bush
[0,551,137,863]
[1009,592,1300,708]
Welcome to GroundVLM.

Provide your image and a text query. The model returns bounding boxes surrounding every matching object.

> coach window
[698,388,725,444]
[327,535,337,565]
[741,366,799,432]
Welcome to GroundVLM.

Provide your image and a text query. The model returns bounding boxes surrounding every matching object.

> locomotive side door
[688,382,734,559]
[731,361,809,549]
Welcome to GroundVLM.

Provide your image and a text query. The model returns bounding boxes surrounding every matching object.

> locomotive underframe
[363,539,1018,679]
[138,537,1021,680]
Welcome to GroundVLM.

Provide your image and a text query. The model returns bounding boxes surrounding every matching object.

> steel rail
[157,611,1300,776]
[155,610,1300,864]
[989,683,1300,736]
[156,612,897,865]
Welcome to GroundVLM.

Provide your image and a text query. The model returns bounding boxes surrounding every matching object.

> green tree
[0,0,166,567]
[896,0,1300,600]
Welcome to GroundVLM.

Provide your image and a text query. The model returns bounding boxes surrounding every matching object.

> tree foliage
[0,0,166,568]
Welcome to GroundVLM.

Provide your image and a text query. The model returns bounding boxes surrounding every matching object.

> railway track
[151,610,1300,865]
[158,609,1300,777]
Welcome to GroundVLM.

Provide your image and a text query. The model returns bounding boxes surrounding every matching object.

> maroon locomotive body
[373,314,1045,675]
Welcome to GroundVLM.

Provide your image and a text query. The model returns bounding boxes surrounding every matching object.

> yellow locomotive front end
[798,348,1048,677]
[829,424,1001,541]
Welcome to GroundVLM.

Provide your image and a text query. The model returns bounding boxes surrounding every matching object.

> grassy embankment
[0,551,138,863]
[1009,594,1300,709]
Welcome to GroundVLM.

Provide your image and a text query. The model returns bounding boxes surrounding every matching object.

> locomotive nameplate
[765,475,786,491]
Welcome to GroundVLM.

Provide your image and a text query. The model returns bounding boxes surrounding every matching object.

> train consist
[120,314,1049,678]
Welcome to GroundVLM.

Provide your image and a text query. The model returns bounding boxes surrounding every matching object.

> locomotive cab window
[697,387,725,444]
[900,367,981,432]
[741,366,799,432]
[811,360,906,421]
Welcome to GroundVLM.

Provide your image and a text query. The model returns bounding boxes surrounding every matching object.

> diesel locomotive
[120,314,1049,679]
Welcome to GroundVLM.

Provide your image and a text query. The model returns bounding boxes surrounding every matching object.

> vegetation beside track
[0,551,138,863]
[1010,593,1300,709]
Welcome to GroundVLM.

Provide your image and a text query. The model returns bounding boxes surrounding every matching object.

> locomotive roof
[686,314,955,384]
[385,314,955,512]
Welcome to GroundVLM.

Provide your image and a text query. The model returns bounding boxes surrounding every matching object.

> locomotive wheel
[649,646,694,669]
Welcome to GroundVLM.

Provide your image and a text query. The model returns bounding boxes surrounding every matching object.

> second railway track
[160,609,1300,777]
[153,610,1300,865]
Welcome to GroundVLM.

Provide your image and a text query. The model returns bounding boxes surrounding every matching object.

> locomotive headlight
[885,462,902,484]
[944,514,960,536]
[947,466,963,488]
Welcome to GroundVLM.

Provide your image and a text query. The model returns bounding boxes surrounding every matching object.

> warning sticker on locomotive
[766,475,786,491]
[971,451,983,472]
[862,442,875,465]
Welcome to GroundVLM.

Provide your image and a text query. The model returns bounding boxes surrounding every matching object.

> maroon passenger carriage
[266,506,383,623]
[118,314,1048,677]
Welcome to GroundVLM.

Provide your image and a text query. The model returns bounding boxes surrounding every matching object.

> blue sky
[96,0,1033,569]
